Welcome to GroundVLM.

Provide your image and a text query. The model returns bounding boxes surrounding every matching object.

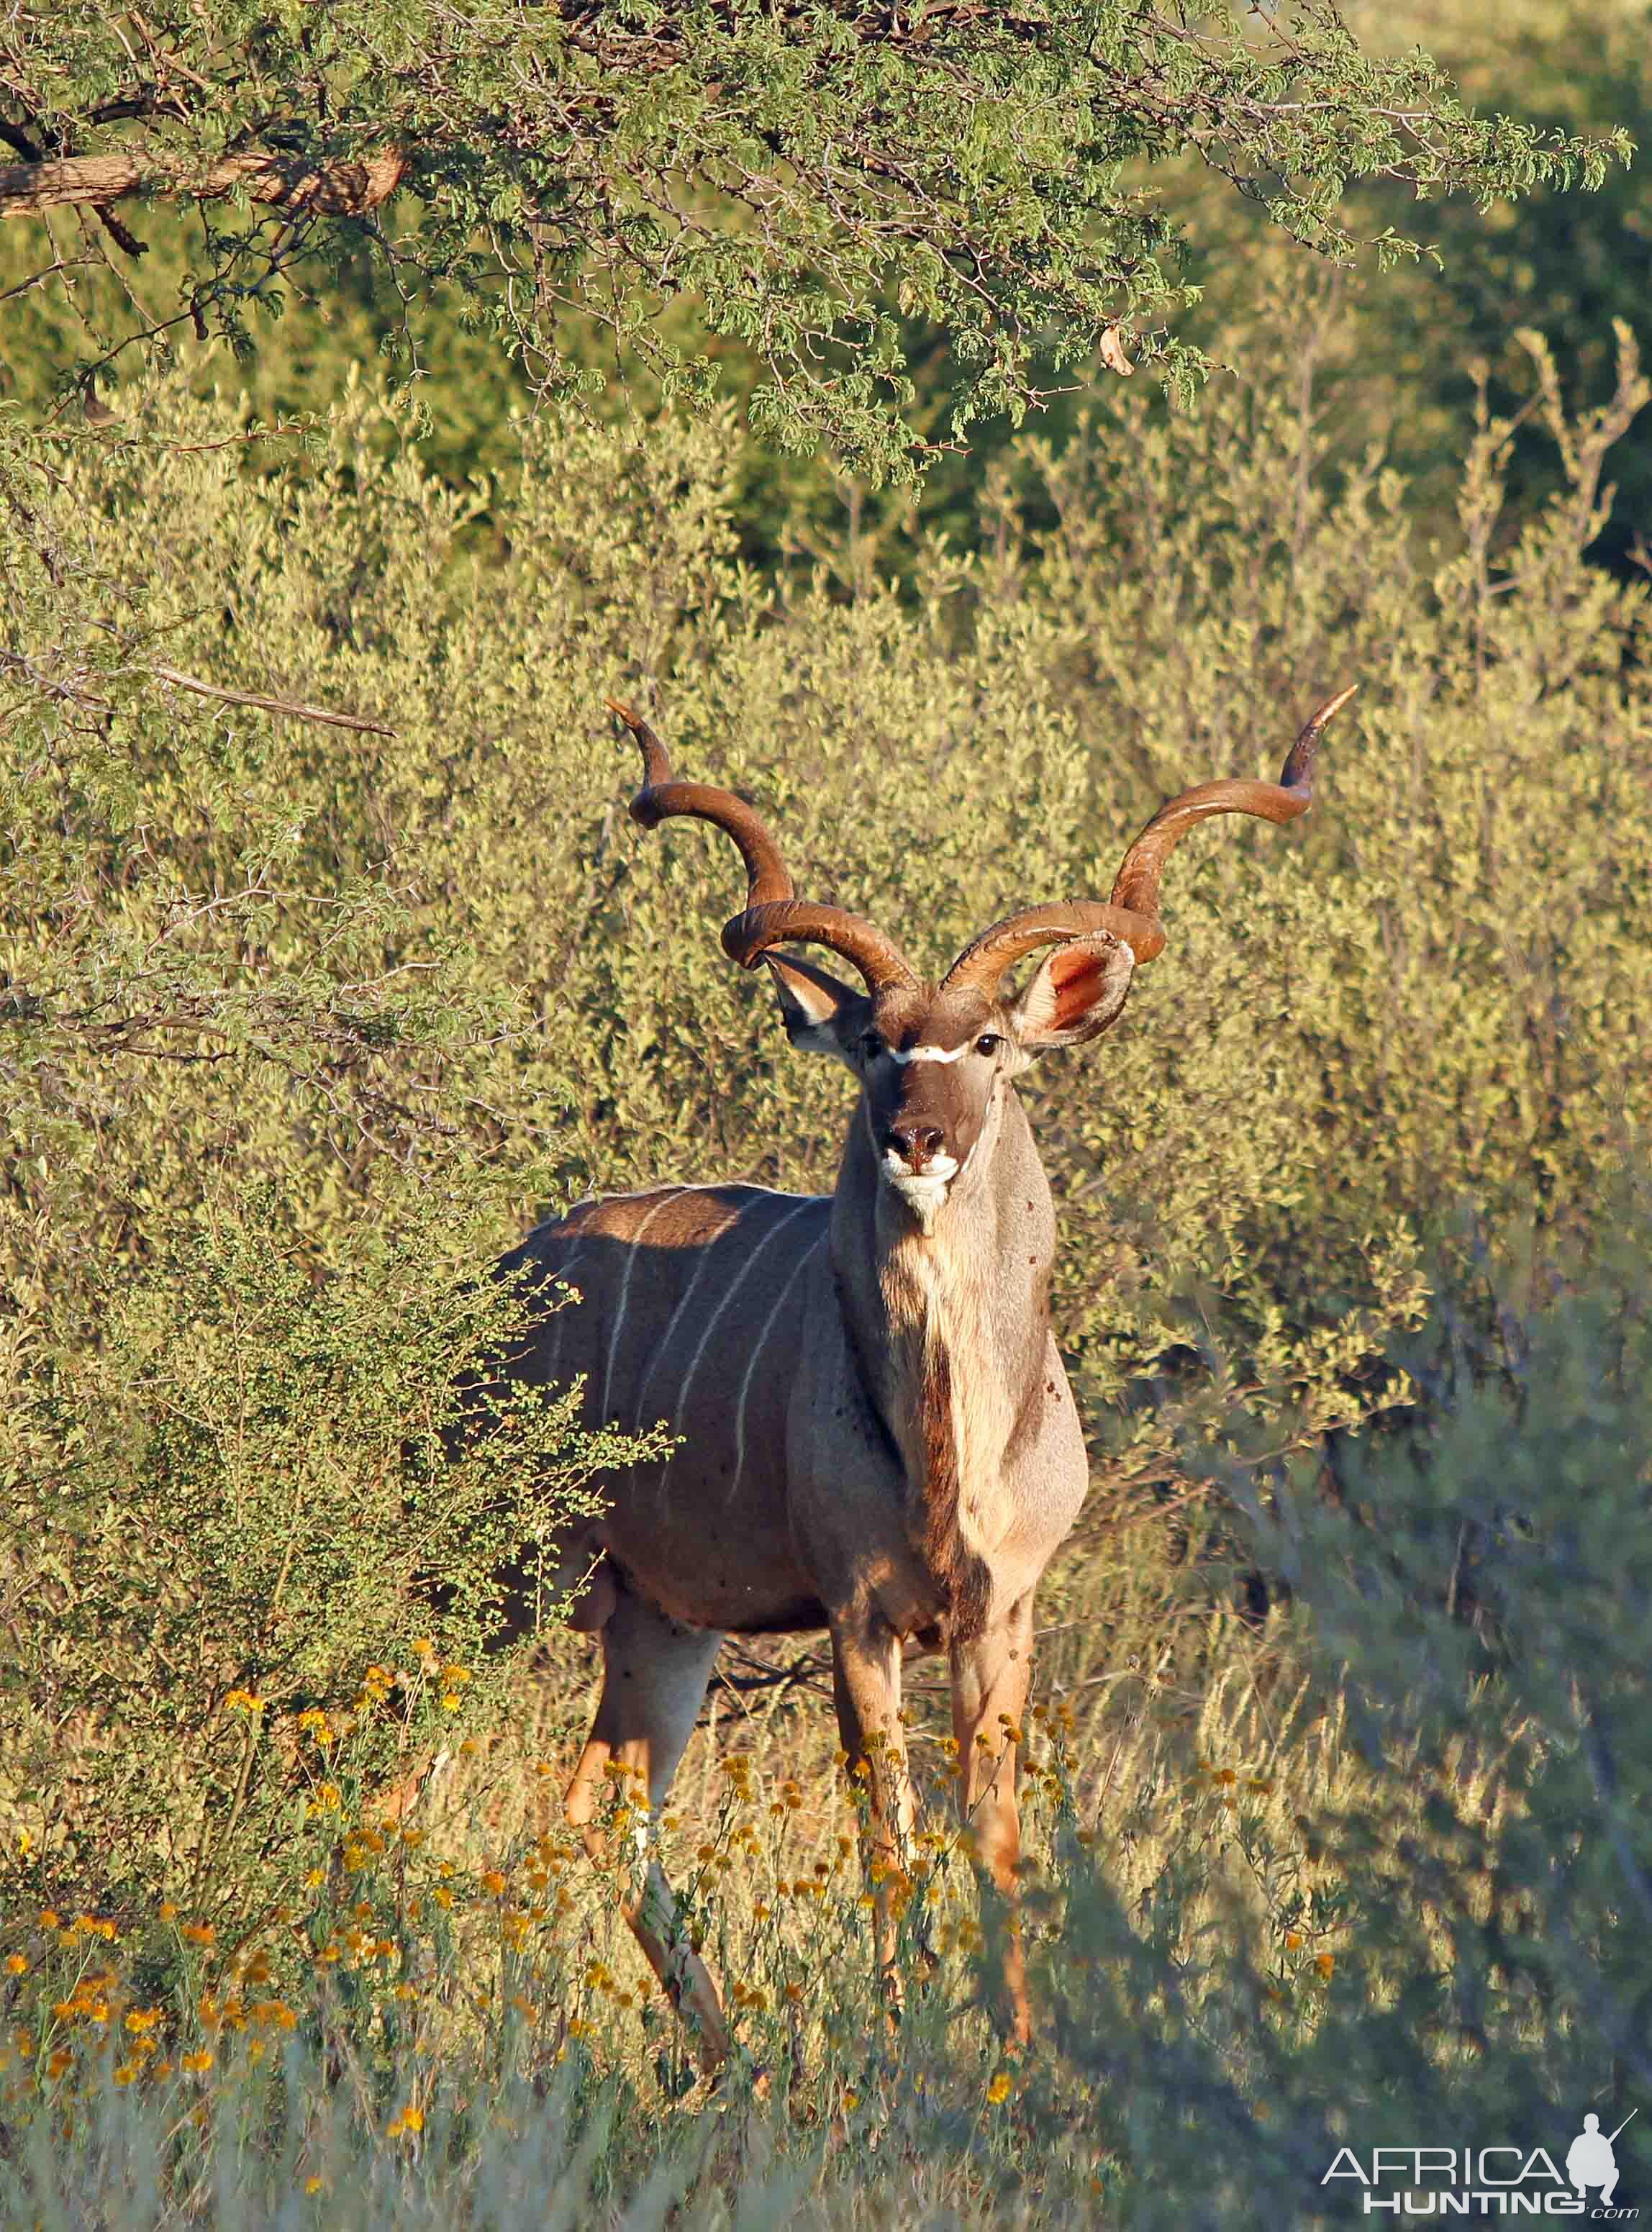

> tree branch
[0,145,407,222]
[149,663,396,736]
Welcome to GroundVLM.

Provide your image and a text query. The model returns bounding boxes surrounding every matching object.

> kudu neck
[830,1082,1056,1423]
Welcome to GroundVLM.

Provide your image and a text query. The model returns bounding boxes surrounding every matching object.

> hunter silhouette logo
[1569,2114,1635,2210]
[1322,2108,1639,2215]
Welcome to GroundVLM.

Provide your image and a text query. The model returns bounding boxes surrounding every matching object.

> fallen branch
[709,1643,833,1702]
[0,146,407,223]
[151,663,396,737]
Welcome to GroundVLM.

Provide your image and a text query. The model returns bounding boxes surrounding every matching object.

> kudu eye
[858,1029,885,1061]
[976,1033,1004,1057]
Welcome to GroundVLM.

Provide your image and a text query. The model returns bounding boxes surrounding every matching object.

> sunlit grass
[1,1517,1401,2227]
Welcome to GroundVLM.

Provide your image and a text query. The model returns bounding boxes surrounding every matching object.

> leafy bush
[1,389,675,1924]
[1,1176,661,1922]
[1024,1194,1652,2226]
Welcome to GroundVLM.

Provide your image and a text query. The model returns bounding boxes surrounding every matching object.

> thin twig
[149,663,396,736]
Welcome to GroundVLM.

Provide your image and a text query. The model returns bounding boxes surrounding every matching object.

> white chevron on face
[888,1042,969,1065]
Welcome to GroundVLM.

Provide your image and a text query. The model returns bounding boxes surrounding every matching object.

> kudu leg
[563,1587,730,2074]
[830,1616,918,2017]
[950,1597,1035,2049]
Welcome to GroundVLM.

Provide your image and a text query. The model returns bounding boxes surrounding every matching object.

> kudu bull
[496,687,1353,2072]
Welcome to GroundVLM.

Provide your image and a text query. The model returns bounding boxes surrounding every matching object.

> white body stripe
[540,1248,591,1383]
[729,1235,823,1502]
[598,1191,678,1421]
[670,1197,822,1446]
[632,1205,740,1428]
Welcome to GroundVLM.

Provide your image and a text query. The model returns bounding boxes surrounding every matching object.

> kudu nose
[885,1122,945,1171]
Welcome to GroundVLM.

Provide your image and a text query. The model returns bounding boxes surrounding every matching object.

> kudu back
[493,688,1354,2072]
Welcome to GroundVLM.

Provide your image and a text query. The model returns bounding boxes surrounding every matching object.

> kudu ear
[763,951,868,1064]
[1008,933,1135,1053]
